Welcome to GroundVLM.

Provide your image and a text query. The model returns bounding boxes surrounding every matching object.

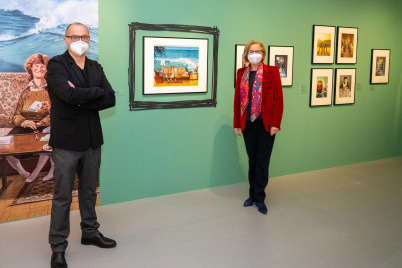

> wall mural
[0,0,99,223]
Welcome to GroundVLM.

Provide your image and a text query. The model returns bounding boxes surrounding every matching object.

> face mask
[248,53,262,65]
[68,40,89,56]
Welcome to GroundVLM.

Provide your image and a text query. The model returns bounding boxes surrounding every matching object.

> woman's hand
[41,101,51,112]
[270,126,279,136]
[234,128,242,136]
[25,120,38,130]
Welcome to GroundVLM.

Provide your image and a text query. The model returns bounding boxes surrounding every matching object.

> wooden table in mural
[0,133,48,195]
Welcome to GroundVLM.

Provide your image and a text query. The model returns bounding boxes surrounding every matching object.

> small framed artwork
[312,25,336,64]
[310,68,333,107]
[268,46,294,87]
[334,68,356,105]
[143,36,208,95]
[370,49,390,84]
[336,27,358,64]
[234,44,246,87]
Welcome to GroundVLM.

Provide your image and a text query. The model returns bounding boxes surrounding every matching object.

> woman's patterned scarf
[240,63,263,121]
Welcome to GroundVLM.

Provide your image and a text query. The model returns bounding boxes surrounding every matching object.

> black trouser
[242,119,276,203]
[49,147,101,252]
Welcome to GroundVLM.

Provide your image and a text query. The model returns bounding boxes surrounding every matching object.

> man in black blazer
[46,22,116,268]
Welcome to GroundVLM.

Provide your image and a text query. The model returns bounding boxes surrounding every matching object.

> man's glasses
[248,50,262,55]
[65,35,90,42]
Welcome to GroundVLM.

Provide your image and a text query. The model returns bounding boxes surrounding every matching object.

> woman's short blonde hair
[24,53,50,81]
[242,40,266,63]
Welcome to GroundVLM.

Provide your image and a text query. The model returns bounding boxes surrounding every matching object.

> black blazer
[46,51,115,151]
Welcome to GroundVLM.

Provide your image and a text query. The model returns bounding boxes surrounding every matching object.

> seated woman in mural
[7,53,54,183]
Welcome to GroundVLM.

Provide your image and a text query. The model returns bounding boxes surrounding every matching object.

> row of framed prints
[312,25,358,64]
[310,68,356,106]
[312,49,391,107]
[235,45,294,87]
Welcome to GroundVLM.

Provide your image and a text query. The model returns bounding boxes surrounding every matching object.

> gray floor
[1,157,401,268]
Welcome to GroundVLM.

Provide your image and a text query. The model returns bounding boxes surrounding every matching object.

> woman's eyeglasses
[248,50,262,55]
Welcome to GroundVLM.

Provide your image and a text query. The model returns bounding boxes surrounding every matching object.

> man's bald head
[65,22,89,36]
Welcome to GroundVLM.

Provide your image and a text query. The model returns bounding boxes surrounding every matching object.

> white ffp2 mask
[68,40,89,56]
[248,53,262,65]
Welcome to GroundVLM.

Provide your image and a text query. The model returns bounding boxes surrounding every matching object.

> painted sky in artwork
[0,0,98,72]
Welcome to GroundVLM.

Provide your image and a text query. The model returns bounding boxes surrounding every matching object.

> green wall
[393,8,402,155]
[98,0,402,205]
[398,58,402,155]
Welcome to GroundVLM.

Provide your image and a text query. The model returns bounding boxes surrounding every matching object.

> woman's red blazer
[233,64,284,132]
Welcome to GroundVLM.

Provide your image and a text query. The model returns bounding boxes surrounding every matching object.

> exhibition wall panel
[97,0,402,205]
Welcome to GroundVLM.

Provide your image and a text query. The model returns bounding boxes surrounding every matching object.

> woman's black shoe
[243,197,254,207]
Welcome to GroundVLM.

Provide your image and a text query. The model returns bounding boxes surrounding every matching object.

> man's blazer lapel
[71,64,87,86]
[63,51,87,87]
[85,61,95,87]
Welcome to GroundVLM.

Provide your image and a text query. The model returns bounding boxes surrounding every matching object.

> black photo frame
[310,68,334,107]
[234,44,246,87]
[334,68,356,105]
[268,45,294,87]
[336,26,358,64]
[370,49,390,84]
[128,22,220,111]
[312,25,336,64]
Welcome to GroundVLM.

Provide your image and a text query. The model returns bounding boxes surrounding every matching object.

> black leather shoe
[51,252,67,268]
[243,197,254,207]
[255,202,268,215]
[81,233,117,248]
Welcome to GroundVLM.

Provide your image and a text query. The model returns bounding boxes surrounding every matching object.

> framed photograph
[128,22,220,110]
[334,68,356,105]
[268,46,294,87]
[234,44,246,87]
[144,37,208,95]
[312,25,336,64]
[336,27,358,64]
[310,68,333,107]
[370,49,390,84]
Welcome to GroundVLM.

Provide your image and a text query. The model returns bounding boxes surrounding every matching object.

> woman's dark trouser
[242,119,276,203]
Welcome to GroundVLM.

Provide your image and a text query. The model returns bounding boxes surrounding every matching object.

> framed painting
[336,27,358,64]
[128,22,220,110]
[312,25,336,64]
[370,49,390,84]
[334,68,356,105]
[144,37,208,95]
[268,46,294,87]
[310,68,333,107]
[234,44,246,87]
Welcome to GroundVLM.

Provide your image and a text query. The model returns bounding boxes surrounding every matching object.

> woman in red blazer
[233,40,284,215]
